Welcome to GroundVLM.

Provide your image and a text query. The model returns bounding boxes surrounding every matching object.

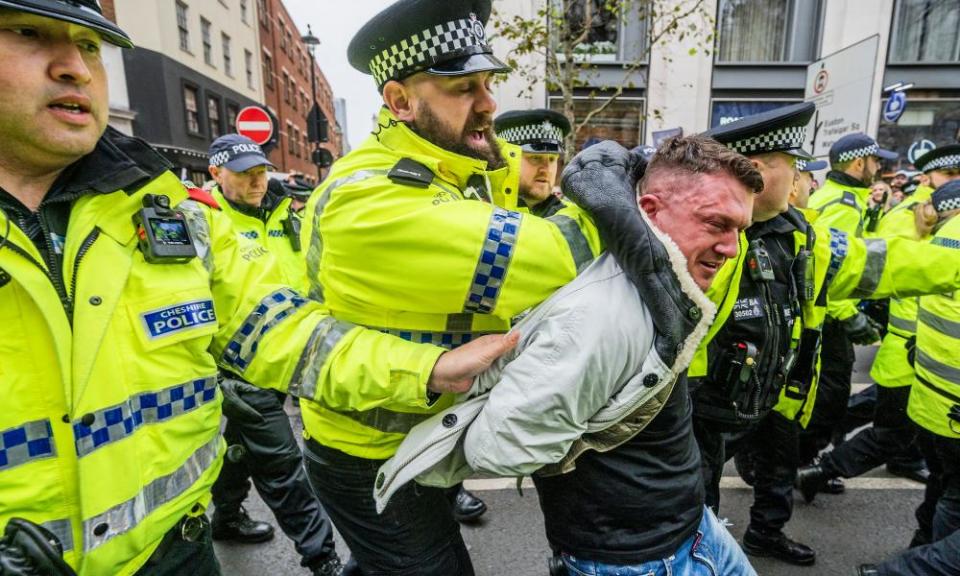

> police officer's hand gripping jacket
[219,378,266,425]
[0,519,75,576]
[840,311,883,345]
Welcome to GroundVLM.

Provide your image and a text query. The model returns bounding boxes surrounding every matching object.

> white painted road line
[462,476,924,492]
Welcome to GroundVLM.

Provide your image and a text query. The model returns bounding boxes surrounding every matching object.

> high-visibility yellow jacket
[0,132,443,575]
[869,186,935,387]
[300,108,602,459]
[212,187,308,293]
[692,207,960,426]
[908,215,960,437]
[808,173,873,321]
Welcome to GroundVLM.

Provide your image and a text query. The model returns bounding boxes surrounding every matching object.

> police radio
[746,240,775,282]
[133,194,198,263]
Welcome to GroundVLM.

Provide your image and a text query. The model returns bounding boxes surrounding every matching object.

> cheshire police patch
[141,300,217,340]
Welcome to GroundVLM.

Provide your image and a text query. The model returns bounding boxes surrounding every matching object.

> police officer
[789,158,826,209]
[680,103,960,567]
[799,133,898,471]
[796,146,960,510]
[0,2,514,573]
[299,0,601,573]
[494,109,571,217]
[204,135,344,575]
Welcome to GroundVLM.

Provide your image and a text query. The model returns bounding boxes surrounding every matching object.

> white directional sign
[804,35,880,158]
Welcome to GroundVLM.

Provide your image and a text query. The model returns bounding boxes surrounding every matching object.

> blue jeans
[561,507,756,576]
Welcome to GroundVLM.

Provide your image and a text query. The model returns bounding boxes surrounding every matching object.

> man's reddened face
[0,11,108,170]
[751,152,796,222]
[519,153,559,204]
[383,71,504,168]
[640,171,754,291]
[210,165,269,208]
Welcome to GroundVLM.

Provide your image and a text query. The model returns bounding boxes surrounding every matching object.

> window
[207,95,222,139]
[240,0,248,24]
[710,100,799,128]
[552,0,621,60]
[244,49,254,88]
[176,2,190,51]
[226,103,239,133]
[291,80,298,111]
[183,84,200,134]
[293,126,302,157]
[263,50,273,89]
[890,0,960,63]
[548,96,644,149]
[287,121,295,155]
[201,18,213,66]
[222,33,232,76]
[303,133,310,159]
[878,99,960,168]
[716,0,790,62]
[258,0,270,31]
[282,71,290,104]
[279,22,287,53]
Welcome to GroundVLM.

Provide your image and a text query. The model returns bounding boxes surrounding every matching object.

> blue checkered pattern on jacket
[73,376,218,457]
[222,288,307,372]
[0,419,55,471]
[825,228,849,288]
[381,329,477,350]
[933,237,960,250]
[464,208,522,314]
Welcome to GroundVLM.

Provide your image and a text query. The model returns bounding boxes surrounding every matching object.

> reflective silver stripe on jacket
[306,170,388,302]
[547,214,594,273]
[42,519,74,553]
[73,376,218,458]
[82,434,222,553]
[889,313,918,334]
[849,238,887,299]
[919,307,960,339]
[288,316,357,400]
[0,419,55,472]
[328,407,433,435]
[221,288,307,372]
[917,349,960,384]
[463,207,522,314]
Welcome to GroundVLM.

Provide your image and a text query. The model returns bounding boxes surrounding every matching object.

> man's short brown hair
[640,135,764,196]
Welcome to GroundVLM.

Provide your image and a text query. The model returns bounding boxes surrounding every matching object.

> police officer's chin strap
[0,518,75,576]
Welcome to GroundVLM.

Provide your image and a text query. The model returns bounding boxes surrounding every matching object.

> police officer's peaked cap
[797,159,827,172]
[0,0,132,48]
[348,0,509,90]
[931,180,960,215]
[494,109,571,154]
[828,133,898,165]
[703,102,815,158]
[914,143,960,174]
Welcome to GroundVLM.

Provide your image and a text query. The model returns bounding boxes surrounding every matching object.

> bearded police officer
[673,103,960,567]
[494,109,571,217]
[299,0,601,573]
[799,134,899,469]
[0,1,513,574]
[204,135,344,576]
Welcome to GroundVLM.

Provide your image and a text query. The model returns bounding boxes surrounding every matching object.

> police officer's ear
[208,165,221,183]
[383,79,416,123]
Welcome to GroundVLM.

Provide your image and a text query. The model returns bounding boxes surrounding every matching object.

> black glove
[220,378,266,424]
[0,518,75,576]
[840,312,882,345]
[560,140,651,273]
[904,335,917,368]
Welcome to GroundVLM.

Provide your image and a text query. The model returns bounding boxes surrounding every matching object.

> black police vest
[691,211,806,428]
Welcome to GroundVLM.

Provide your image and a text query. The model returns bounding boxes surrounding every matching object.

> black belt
[144,514,208,568]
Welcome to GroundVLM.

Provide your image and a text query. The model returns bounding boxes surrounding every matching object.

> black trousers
[303,438,474,576]
[693,411,798,533]
[821,385,918,478]
[134,516,220,576]
[799,319,854,464]
[875,527,960,576]
[915,431,960,543]
[211,389,336,567]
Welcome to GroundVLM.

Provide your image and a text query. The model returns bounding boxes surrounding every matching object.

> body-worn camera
[133,194,198,263]
[747,240,775,282]
[282,210,303,252]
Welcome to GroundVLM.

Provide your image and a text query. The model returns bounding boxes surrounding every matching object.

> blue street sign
[883,91,907,123]
[908,139,936,165]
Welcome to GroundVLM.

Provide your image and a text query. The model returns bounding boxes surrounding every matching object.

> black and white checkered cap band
[368,18,489,86]
[496,122,565,147]
[933,192,960,214]
[728,125,806,156]
[836,144,878,163]
[923,154,960,172]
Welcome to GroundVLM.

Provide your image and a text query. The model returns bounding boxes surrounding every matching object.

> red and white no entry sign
[236,106,274,145]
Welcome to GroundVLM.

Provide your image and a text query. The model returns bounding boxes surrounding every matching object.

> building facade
[257,0,342,182]
[492,0,960,166]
